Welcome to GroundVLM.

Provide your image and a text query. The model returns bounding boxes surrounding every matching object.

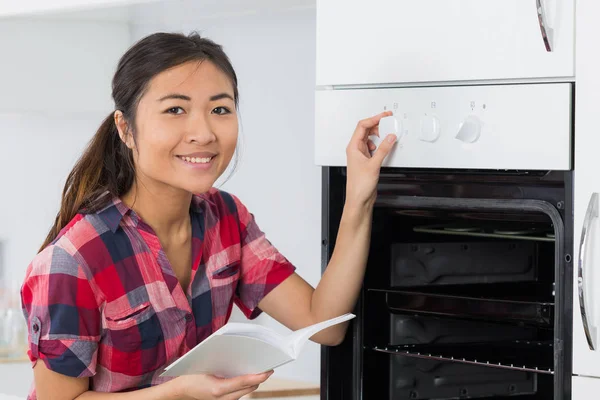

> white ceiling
[33,0,315,23]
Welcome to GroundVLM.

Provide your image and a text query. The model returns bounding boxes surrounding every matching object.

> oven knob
[419,115,441,142]
[456,115,482,143]
[379,115,400,136]
[371,115,403,149]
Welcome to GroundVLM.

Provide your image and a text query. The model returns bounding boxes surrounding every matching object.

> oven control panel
[315,83,572,170]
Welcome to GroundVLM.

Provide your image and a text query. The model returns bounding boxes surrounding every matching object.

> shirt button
[32,323,39,333]
[185,314,193,322]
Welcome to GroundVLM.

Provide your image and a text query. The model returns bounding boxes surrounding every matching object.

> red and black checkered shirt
[20,189,296,398]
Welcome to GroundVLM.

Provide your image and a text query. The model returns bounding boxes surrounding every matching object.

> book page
[160,334,293,378]
[285,313,356,357]
[219,323,287,352]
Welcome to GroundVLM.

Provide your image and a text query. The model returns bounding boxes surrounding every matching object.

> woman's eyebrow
[209,93,234,101]
[157,93,191,102]
[157,93,233,102]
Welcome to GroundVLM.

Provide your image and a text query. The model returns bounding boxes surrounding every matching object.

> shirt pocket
[207,245,242,285]
[211,262,241,280]
[104,301,154,329]
[103,301,164,355]
[101,300,167,375]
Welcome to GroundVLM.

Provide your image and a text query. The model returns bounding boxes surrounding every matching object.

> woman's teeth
[180,156,212,164]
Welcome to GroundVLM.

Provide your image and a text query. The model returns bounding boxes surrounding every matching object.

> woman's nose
[185,115,216,144]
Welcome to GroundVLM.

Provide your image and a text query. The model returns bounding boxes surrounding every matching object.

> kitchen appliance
[313,1,596,398]
[318,85,573,399]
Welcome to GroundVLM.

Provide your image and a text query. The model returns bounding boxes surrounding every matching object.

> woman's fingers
[371,134,397,166]
[221,384,260,400]
[348,110,392,147]
[212,371,273,398]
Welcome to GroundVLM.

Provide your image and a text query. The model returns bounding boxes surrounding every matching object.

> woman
[20,32,397,400]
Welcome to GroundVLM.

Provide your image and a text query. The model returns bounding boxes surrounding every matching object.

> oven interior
[360,204,559,399]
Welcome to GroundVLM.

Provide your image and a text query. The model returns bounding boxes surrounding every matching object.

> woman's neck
[121,182,193,242]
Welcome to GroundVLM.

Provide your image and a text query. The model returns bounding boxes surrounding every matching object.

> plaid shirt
[20,189,296,398]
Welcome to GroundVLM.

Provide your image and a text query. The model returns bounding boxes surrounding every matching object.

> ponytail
[38,113,135,252]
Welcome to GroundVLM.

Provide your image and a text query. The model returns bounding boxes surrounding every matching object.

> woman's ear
[114,110,135,149]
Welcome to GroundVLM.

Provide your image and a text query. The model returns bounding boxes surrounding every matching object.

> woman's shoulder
[31,210,115,275]
[23,221,103,314]
[54,212,109,250]
[25,226,90,285]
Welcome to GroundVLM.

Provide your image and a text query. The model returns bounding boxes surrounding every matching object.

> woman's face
[120,60,238,195]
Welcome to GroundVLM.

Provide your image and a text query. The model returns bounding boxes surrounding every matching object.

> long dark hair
[39,32,239,251]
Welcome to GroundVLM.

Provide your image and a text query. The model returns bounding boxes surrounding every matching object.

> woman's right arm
[33,361,272,400]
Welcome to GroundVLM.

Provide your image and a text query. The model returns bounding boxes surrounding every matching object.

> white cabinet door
[0,0,160,17]
[316,0,574,86]
[573,376,600,399]
[572,0,600,379]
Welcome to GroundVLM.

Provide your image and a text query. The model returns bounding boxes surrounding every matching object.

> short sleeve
[20,245,101,378]
[231,195,296,320]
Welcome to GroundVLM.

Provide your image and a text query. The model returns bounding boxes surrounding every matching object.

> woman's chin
[184,182,216,195]
[171,171,223,194]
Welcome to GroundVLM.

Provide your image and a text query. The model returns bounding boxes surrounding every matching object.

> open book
[160,313,355,378]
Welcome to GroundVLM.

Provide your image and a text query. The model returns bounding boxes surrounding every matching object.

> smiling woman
[114,60,239,205]
[19,31,397,400]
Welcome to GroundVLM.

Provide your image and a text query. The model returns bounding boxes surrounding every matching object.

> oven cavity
[361,200,562,399]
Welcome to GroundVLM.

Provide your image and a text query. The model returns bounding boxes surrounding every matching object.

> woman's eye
[212,106,231,115]
[166,106,184,115]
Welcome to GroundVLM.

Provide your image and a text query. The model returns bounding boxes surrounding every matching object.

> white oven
[314,0,600,398]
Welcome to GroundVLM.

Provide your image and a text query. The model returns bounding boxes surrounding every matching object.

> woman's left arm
[258,111,397,346]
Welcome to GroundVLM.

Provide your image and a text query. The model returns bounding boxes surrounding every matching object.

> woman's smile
[176,151,217,170]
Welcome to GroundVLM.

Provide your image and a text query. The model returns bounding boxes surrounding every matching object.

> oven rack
[369,285,554,327]
[371,340,554,375]
[413,223,555,242]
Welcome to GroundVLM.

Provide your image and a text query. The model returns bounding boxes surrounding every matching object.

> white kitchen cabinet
[572,0,600,379]
[573,376,600,399]
[316,0,574,86]
[0,0,160,17]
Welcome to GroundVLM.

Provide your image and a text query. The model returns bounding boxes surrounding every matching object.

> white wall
[0,19,127,114]
[0,17,131,397]
[129,1,321,384]
[0,0,161,18]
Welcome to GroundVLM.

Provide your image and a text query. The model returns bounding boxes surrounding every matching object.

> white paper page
[160,335,293,378]
[219,322,287,352]
[285,313,356,357]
